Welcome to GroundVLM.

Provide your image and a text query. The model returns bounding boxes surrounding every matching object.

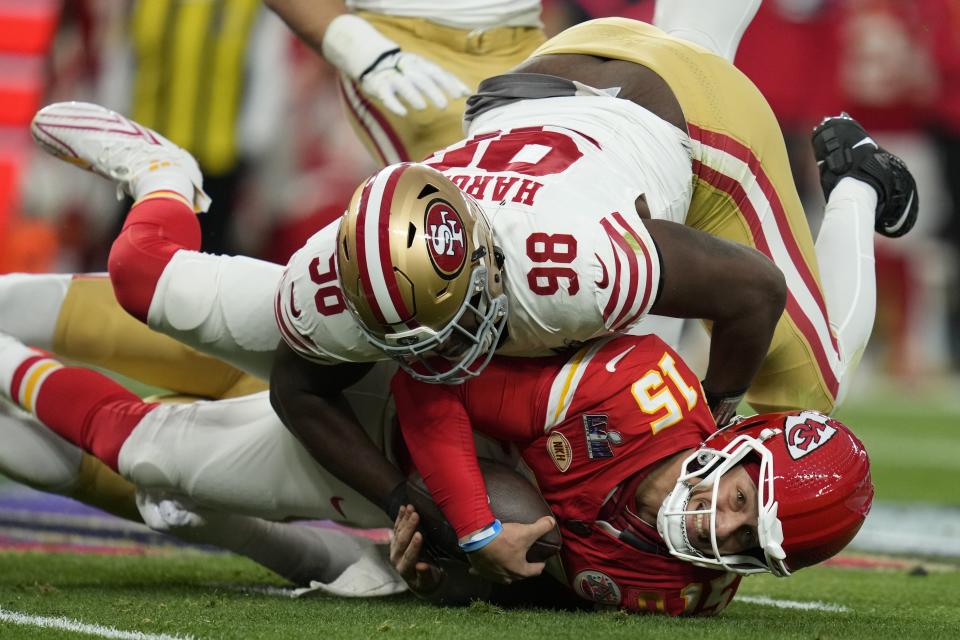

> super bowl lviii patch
[583,414,622,460]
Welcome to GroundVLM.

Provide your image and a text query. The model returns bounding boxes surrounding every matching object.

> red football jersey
[392,334,741,615]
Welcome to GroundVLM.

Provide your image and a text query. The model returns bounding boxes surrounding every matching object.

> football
[407,458,562,563]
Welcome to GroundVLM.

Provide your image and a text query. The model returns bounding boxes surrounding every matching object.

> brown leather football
[406,458,562,563]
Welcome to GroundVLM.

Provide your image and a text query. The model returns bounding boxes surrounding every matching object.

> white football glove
[322,14,470,116]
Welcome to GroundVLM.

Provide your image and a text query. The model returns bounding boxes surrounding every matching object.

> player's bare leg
[653,0,762,62]
[30,102,281,380]
[812,113,919,404]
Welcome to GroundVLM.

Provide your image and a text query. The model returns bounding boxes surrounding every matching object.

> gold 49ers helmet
[336,162,508,383]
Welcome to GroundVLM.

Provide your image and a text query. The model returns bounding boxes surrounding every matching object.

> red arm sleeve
[392,371,496,538]
[391,357,553,538]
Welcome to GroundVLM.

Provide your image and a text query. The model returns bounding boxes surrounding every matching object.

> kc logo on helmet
[424,200,466,280]
[783,411,837,460]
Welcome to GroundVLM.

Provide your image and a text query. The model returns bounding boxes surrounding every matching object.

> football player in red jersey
[389,334,873,615]
[20,6,890,590]
[0,316,871,615]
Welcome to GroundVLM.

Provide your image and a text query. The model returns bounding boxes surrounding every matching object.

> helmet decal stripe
[355,177,388,325]
[376,164,417,326]
[356,164,416,327]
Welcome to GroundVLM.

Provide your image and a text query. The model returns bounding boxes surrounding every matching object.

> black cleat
[812,113,918,238]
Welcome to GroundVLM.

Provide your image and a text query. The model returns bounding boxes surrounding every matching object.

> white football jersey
[275,219,384,364]
[278,94,692,361]
[432,94,693,355]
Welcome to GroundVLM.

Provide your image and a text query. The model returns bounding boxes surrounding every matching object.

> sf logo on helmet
[425,201,466,279]
[783,411,837,460]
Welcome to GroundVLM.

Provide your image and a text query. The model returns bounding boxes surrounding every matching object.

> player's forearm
[392,373,497,539]
[701,299,780,407]
[644,219,786,419]
[699,263,785,422]
[269,345,404,514]
[264,0,347,55]
[271,385,405,511]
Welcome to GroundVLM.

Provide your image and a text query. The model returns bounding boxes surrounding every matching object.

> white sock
[0,332,41,402]
[653,0,762,62]
[133,167,196,204]
[814,177,878,404]
[0,404,82,493]
[0,273,72,349]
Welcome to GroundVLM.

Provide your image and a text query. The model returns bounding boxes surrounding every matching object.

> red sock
[108,195,201,323]
[10,357,157,471]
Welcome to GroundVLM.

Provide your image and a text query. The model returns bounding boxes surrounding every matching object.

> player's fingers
[390,508,417,565]
[515,560,545,579]
[406,71,448,110]
[367,76,409,116]
[423,63,470,98]
[524,515,557,542]
[397,531,424,577]
[392,75,428,112]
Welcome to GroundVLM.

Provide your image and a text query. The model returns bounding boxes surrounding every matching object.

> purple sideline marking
[0,482,388,553]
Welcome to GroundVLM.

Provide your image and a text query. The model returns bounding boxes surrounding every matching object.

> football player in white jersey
[23,2,903,544]
[271,16,917,539]
[264,0,761,165]
[264,0,544,164]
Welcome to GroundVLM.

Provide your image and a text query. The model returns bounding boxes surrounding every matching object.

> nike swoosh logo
[852,136,878,150]
[330,496,346,518]
[289,283,301,319]
[605,345,636,373]
[595,254,609,289]
[886,190,915,233]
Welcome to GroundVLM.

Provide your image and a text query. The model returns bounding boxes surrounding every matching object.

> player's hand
[389,505,444,595]
[466,516,555,584]
[361,51,470,116]
[321,14,469,117]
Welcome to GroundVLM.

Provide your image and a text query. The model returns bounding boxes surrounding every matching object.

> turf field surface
[0,551,958,640]
[0,393,957,638]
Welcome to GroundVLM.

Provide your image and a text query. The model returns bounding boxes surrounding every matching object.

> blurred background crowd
[0,0,957,393]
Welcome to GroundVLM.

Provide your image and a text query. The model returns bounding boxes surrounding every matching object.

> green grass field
[1,393,957,639]
[1,553,958,640]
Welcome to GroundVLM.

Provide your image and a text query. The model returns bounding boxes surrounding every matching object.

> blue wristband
[458,519,503,553]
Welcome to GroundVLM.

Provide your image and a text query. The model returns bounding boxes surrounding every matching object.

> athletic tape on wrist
[459,519,503,553]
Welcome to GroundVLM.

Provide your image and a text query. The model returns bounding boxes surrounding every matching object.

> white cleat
[30,101,211,213]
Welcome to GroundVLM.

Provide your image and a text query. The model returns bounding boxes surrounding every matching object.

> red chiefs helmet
[658,410,873,576]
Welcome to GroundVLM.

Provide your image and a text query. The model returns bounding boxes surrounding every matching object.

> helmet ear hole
[407,222,417,248]
[417,184,439,199]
